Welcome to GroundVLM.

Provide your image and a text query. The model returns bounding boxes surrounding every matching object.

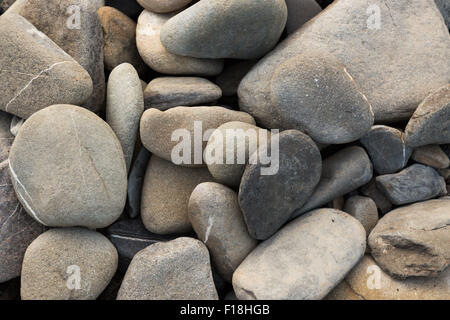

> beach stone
[144,77,222,110]
[21,228,118,300]
[9,116,23,137]
[105,0,143,20]
[136,10,223,76]
[360,179,392,214]
[239,130,322,240]
[98,6,147,76]
[293,146,373,218]
[238,0,450,124]
[435,0,450,28]
[241,52,374,144]
[405,84,450,148]
[9,104,127,228]
[0,14,93,119]
[188,182,258,281]
[412,145,450,169]
[7,0,105,113]
[141,156,214,234]
[368,199,450,278]
[285,0,322,34]
[376,164,446,205]
[127,147,151,218]
[215,60,256,97]
[233,209,366,300]
[106,63,144,172]
[343,196,378,236]
[360,126,412,175]
[140,106,255,166]
[137,0,191,13]
[326,255,450,300]
[160,0,287,60]
[117,237,218,300]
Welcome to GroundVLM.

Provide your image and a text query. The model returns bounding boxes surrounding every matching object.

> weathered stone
[117,237,218,300]
[360,125,412,175]
[9,105,127,228]
[343,196,378,236]
[376,164,446,205]
[160,0,287,60]
[238,0,450,124]
[144,77,222,110]
[106,63,144,172]
[239,130,322,240]
[188,182,258,281]
[141,156,214,234]
[215,60,256,96]
[8,0,105,113]
[140,106,255,166]
[412,145,450,169]
[21,228,118,300]
[285,0,322,34]
[127,147,151,218]
[0,14,92,119]
[98,6,147,75]
[232,209,366,300]
[136,10,223,76]
[368,199,450,278]
[137,0,191,13]
[326,255,450,300]
[293,146,373,218]
[405,84,450,147]
[360,179,392,214]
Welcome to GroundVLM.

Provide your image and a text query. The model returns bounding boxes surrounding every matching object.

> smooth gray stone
[127,147,151,219]
[360,125,412,175]
[285,0,322,34]
[160,0,287,60]
[412,145,450,169]
[343,195,378,236]
[293,146,373,218]
[376,164,447,205]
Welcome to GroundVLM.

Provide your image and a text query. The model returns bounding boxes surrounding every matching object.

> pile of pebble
[0,0,449,300]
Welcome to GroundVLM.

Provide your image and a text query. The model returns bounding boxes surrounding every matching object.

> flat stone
[232,209,366,300]
[360,125,412,175]
[188,182,258,281]
[293,146,373,218]
[239,130,322,240]
[106,63,144,172]
[7,0,105,113]
[127,147,151,218]
[140,106,255,166]
[368,199,450,278]
[141,156,214,234]
[285,0,322,34]
[98,6,148,76]
[21,228,118,300]
[0,14,93,119]
[343,196,378,236]
[9,104,127,228]
[137,0,191,13]
[144,77,222,110]
[376,164,446,205]
[136,10,223,76]
[238,0,450,124]
[326,255,450,300]
[117,237,218,300]
[412,145,450,169]
[360,179,392,214]
[215,60,256,96]
[160,0,287,60]
[405,84,450,147]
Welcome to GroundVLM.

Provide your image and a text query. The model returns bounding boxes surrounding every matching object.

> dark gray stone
[127,147,151,219]
[285,0,322,34]
[376,164,447,205]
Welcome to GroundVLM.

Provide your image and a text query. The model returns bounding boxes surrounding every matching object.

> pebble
[141,156,214,234]
[376,164,447,205]
[9,105,127,228]
[160,0,287,59]
[117,237,218,300]
[136,10,224,76]
[106,63,144,172]
[360,179,392,215]
[137,0,191,13]
[188,182,258,281]
[293,146,373,218]
[360,125,412,175]
[232,209,366,300]
[0,14,93,119]
[144,77,222,110]
[285,0,322,34]
[126,147,151,218]
[21,228,118,300]
[412,145,450,169]
[239,130,322,240]
[343,196,379,236]
[368,199,450,278]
